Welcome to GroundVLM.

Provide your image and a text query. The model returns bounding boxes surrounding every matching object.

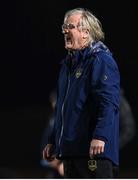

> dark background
[0,0,137,178]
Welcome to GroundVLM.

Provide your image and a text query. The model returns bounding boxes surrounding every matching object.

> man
[43,8,120,178]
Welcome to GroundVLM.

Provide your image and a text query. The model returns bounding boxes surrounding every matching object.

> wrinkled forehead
[64,13,82,24]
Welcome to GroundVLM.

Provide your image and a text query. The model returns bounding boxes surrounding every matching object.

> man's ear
[83,29,89,39]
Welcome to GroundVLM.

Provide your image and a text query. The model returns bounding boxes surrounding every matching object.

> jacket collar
[62,41,112,66]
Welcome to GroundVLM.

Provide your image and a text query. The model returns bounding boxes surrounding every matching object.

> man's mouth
[65,36,72,44]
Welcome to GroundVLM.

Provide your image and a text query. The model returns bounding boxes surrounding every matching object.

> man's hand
[42,144,55,161]
[89,139,105,157]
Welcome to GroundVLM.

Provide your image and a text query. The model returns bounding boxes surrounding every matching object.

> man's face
[62,13,87,50]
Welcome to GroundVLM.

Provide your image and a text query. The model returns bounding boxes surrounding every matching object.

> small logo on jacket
[103,74,108,80]
[88,159,97,171]
[76,68,83,78]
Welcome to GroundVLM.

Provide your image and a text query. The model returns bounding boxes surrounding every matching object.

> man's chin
[65,43,80,51]
[65,43,78,50]
[65,44,73,50]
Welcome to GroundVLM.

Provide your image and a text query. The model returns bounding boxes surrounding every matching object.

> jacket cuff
[92,135,107,142]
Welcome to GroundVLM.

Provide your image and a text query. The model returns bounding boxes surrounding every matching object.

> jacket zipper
[58,73,71,157]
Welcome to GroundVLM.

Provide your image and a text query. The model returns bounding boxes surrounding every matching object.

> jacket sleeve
[91,53,120,142]
[47,64,63,145]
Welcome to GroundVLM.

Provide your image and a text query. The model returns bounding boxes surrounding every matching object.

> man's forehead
[65,13,82,23]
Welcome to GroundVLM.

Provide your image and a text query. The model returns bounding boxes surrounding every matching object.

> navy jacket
[48,41,120,165]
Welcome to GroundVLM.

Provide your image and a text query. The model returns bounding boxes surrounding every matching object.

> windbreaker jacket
[48,41,120,165]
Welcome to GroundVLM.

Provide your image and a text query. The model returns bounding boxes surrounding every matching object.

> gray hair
[64,8,105,42]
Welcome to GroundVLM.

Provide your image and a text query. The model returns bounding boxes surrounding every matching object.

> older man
[43,8,120,178]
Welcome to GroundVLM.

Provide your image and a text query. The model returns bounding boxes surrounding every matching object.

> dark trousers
[63,158,119,178]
